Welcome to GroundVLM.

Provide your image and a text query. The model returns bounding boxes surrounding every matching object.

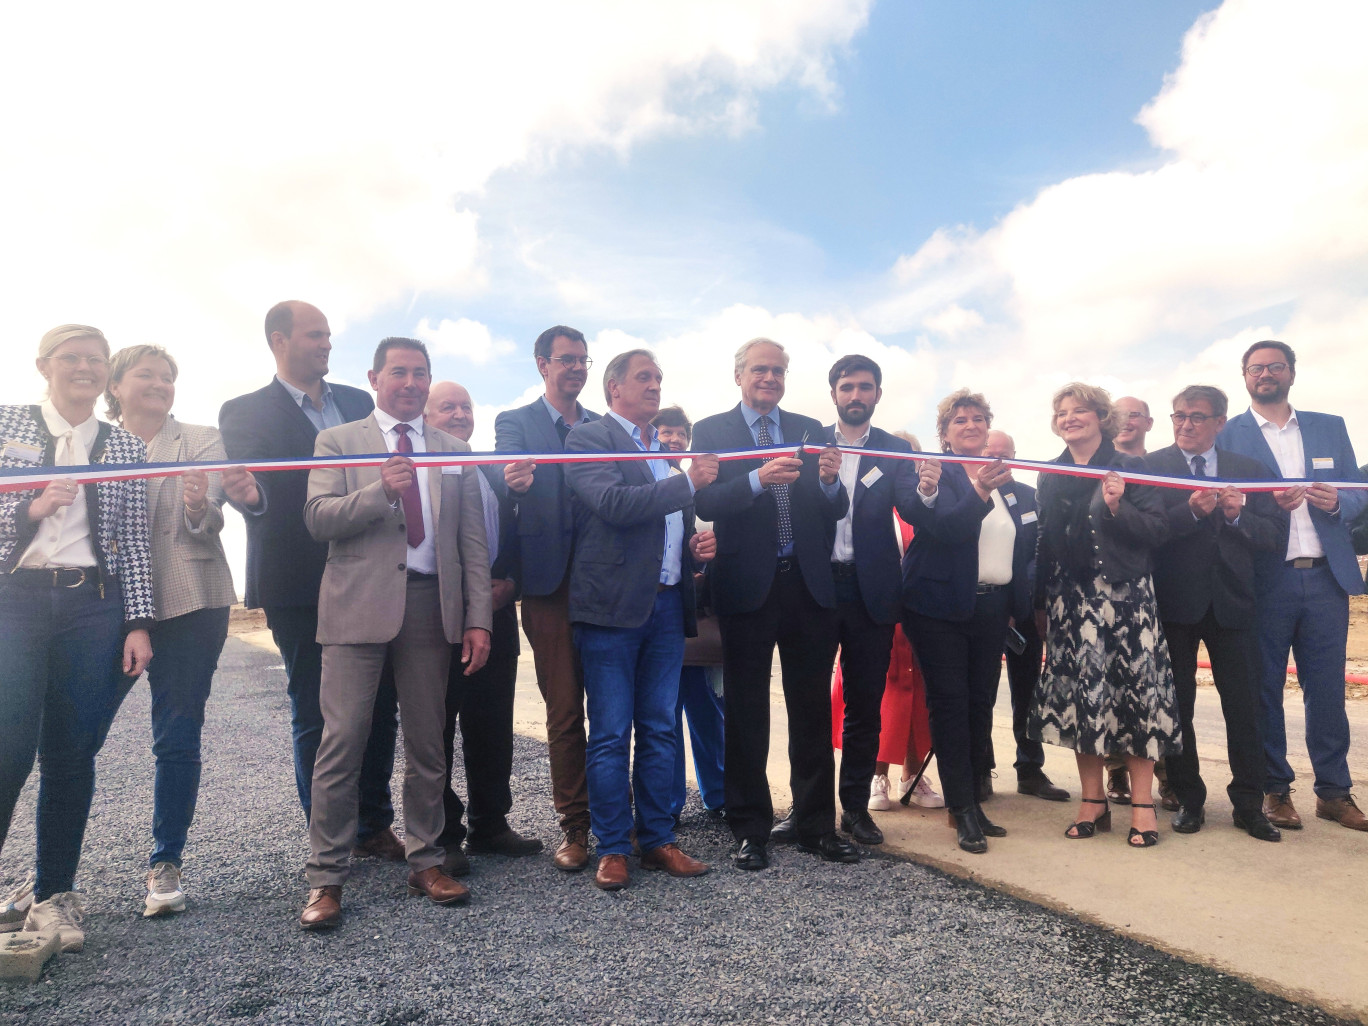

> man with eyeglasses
[1113,396,1154,458]
[494,326,601,869]
[1145,386,1287,842]
[1219,340,1367,831]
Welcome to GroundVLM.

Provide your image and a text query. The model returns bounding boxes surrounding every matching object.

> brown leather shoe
[353,826,406,862]
[406,866,470,906]
[594,854,629,891]
[553,829,589,872]
[640,843,710,878]
[1263,791,1303,830]
[1316,794,1368,831]
[299,885,341,929]
[1158,782,1181,813]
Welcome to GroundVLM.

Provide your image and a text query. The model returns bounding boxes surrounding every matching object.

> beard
[1250,380,1290,405]
[838,403,873,427]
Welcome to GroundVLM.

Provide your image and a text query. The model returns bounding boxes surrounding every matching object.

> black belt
[406,569,438,581]
[830,561,857,578]
[776,558,795,574]
[8,567,95,588]
[656,582,678,593]
[975,583,1006,594]
[1285,557,1328,569]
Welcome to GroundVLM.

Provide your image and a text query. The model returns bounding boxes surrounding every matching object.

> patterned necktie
[755,415,793,551]
[1191,454,1207,478]
[393,424,425,548]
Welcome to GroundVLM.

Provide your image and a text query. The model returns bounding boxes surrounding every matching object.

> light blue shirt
[276,376,344,432]
[607,410,686,586]
[739,403,839,556]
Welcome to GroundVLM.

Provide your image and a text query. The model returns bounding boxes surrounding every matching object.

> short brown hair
[935,389,993,452]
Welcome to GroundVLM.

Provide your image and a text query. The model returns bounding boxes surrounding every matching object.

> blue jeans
[0,574,134,901]
[1257,562,1353,799]
[671,666,726,816]
[575,588,684,855]
[147,606,229,867]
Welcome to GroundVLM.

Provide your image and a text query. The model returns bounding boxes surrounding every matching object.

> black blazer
[563,416,699,632]
[493,398,601,598]
[1004,480,1039,625]
[691,404,848,615]
[1144,444,1288,629]
[478,463,521,593]
[824,424,922,625]
[219,378,373,609]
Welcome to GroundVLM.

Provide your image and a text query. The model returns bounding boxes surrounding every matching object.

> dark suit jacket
[563,416,699,633]
[219,378,373,609]
[824,424,921,625]
[1218,409,1365,595]
[493,397,601,598]
[1004,480,1039,625]
[1144,444,1287,628]
[1352,462,1368,559]
[691,404,848,615]
[478,463,520,594]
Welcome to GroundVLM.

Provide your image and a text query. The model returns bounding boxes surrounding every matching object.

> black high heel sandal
[1128,802,1159,848]
[1065,797,1112,839]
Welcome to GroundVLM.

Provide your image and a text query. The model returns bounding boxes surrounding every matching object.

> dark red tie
[394,423,425,548]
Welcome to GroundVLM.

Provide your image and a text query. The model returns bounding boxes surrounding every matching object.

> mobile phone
[1005,625,1027,655]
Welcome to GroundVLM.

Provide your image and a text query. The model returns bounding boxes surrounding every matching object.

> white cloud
[416,317,517,366]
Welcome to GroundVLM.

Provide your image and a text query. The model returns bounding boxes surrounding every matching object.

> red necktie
[394,423,425,548]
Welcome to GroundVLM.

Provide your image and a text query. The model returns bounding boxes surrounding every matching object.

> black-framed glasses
[547,355,592,370]
[1170,412,1213,425]
[1244,361,1288,376]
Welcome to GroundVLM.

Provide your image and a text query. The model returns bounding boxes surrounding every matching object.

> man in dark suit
[494,326,602,870]
[563,350,719,890]
[219,300,401,858]
[1146,385,1287,842]
[982,430,1069,803]
[691,337,853,870]
[425,382,542,870]
[1218,340,1367,831]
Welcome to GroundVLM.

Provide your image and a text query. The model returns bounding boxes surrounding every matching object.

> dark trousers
[720,565,838,844]
[1164,611,1265,814]
[904,589,1010,809]
[833,575,895,814]
[264,604,398,840]
[439,602,520,848]
[1002,616,1047,775]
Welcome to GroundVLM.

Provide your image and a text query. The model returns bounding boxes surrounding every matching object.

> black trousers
[1000,615,1047,775]
[720,565,838,844]
[1162,611,1265,814]
[904,589,1010,809]
[439,602,521,847]
[833,575,895,814]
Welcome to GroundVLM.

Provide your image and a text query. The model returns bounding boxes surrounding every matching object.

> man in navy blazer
[1218,340,1367,831]
[494,325,602,870]
[219,300,400,856]
[563,350,719,890]
[691,338,854,870]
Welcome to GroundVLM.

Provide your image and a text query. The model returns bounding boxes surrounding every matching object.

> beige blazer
[146,416,237,621]
[305,414,492,646]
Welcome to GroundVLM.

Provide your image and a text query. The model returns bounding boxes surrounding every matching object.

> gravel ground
[0,637,1351,1026]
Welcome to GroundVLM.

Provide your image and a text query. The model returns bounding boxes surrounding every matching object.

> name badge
[1,441,41,463]
[1019,511,1038,525]
[1005,492,1018,506]
[441,465,464,476]
[1312,457,1334,471]
[859,466,883,488]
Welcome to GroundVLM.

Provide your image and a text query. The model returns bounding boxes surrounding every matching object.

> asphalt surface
[0,637,1354,1025]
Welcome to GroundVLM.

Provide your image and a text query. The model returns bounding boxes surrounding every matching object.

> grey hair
[1172,384,1228,419]
[733,337,788,376]
[602,348,659,405]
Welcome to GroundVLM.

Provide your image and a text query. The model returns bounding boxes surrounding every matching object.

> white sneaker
[898,776,945,809]
[868,774,892,811]
[24,892,84,953]
[144,862,186,917]
[0,873,35,933]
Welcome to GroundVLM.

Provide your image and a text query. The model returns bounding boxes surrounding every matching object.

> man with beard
[1219,340,1367,831]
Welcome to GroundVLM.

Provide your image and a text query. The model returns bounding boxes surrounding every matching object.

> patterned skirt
[1028,561,1181,761]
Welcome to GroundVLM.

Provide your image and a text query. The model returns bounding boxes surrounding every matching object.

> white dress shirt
[372,408,438,574]
[20,401,99,568]
[976,490,1015,586]
[831,424,870,563]
[1251,407,1323,559]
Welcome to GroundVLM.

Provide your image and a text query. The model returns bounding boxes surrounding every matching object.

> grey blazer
[305,415,493,646]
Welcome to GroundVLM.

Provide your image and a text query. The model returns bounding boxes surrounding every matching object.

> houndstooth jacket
[0,404,155,628]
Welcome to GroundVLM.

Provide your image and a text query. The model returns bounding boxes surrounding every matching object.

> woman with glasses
[0,325,154,952]
[104,344,261,917]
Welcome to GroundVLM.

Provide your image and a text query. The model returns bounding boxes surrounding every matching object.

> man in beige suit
[298,337,493,929]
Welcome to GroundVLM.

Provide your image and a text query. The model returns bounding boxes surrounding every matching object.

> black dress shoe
[467,827,544,857]
[947,806,987,854]
[733,838,769,871]
[796,832,861,863]
[1233,808,1282,842]
[840,809,884,845]
[974,804,1006,837]
[1016,773,1070,802]
[769,812,797,844]
[975,774,994,803]
[1172,806,1205,834]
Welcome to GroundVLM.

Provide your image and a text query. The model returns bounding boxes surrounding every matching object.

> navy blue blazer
[493,397,601,598]
[563,416,699,632]
[219,378,373,609]
[1218,409,1365,596]
[823,424,922,625]
[691,404,848,615]
[1002,479,1039,625]
[478,463,521,594]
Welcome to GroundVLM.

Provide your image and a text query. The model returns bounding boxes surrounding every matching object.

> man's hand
[491,578,515,611]
[124,628,152,678]
[917,458,942,497]
[972,459,1012,501]
[28,478,79,521]
[461,627,491,676]
[758,456,802,488]
[381,454,416,503]
[690,529,717,563]
[1273,485,1306,512]
[687,453,719,490]
[1188,488,1218,518]
[221,464,260,507]
[818,445,841,485]
[1307,482,1340,513]
[1217,486,1244,523]
[1102,471,1125,515]
[504,459,535,494]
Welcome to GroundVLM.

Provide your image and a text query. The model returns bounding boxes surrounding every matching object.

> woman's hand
[123,628,152,678]
[972,459,1012,502]
[1102,471,1125,515]
[182,469,209,526]
[27,479,80,521]
[917,458,942,497]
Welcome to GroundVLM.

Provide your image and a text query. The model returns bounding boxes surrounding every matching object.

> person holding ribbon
[104,344,262,917]
[0,324,154,953]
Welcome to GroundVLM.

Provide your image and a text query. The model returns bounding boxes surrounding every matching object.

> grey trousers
[305,578,451,887]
